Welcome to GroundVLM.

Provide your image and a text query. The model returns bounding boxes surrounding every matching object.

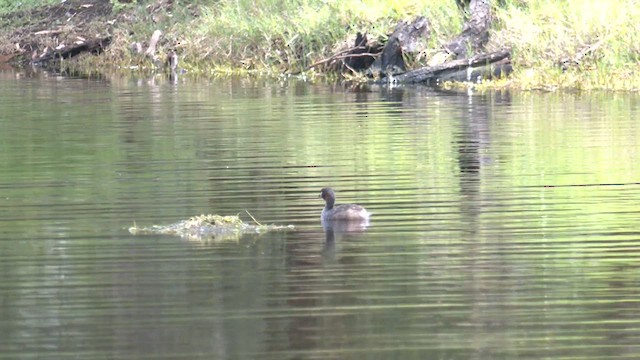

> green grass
[108,0,640,89]
[4,0,640,90]
[0,0,57,15]
[489,0,640,90]
[182,0,462,74]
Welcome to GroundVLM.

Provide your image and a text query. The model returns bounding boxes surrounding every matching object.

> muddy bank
[0,0,181,69]
[0,0,115,64]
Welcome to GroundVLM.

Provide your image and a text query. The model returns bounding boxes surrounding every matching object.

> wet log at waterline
[373,0,511,84]
[390,49,512,84]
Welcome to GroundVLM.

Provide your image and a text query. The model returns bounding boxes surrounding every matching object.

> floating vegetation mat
[129,214,294,242]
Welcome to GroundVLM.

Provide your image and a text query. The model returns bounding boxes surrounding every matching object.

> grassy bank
[1,0,640,90]
[0,0,57,15]
[490,0,640,90]
[186,0,461,74]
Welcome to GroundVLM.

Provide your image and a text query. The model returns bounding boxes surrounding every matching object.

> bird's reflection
[321,218,370,256]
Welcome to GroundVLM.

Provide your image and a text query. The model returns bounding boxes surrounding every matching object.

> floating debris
[129,213,293,242]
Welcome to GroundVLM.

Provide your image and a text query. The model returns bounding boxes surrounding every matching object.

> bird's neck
[325,199,335,210]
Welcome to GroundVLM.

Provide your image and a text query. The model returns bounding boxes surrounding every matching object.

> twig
[575,37,606,62]
[307,51,379,70]
[343,61,357,75]
[244,210,262,226]
[332,45,368,56]
[291,51,380,75]
[34,29,63,35]
[289,45,370,75]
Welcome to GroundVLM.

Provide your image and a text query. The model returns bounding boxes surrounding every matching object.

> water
[1,70,640,359]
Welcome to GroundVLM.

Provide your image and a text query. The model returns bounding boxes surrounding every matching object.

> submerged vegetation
[1,0,640,90]
[129,213,294,242]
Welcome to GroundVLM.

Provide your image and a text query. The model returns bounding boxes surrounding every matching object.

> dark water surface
[1,71,640,359]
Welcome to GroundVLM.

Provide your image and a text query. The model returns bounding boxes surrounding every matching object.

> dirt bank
[0,0,181,68]
[0,0,116,63]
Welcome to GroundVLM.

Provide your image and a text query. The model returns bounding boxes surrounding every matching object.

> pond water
[1,70,640,359]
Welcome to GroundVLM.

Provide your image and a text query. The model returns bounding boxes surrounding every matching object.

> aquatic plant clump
[129,214,293,241]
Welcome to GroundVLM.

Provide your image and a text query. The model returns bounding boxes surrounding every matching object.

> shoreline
[1,0,639,91]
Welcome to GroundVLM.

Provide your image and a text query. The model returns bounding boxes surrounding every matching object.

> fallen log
[367,0,505,84]
[390,49,511,84]
[31,36,111,64]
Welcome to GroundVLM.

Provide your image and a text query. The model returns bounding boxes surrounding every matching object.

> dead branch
[295,49,379,74]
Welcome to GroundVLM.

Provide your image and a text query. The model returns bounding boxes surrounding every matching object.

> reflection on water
[1,70,640,359]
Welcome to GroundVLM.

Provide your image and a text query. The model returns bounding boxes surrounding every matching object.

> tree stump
[371,16,429,75]
[445,0,493,59]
